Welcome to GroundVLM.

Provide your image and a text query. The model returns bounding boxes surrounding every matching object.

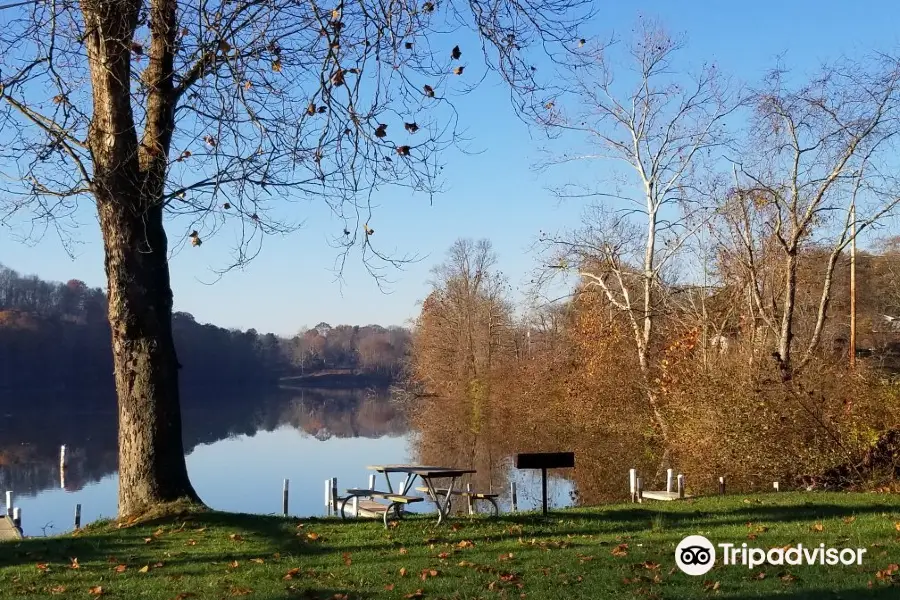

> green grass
[2,492,900,599]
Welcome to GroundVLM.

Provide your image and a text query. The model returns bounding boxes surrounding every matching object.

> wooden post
[74,504,82,529]
[628,468,637,503]
[331,477,338,513]
[510,482,518,512]
[324,479,332,516]
[282,479,289,517]
[773,481,780,492]
[677,474,685,499]
[636,477,643,503]
[368,474,376,490]
[60,445,67,469]
[13,507,21,530]
[718,476,726,495]
[666,469,673,494]
[466,483,474,515]
[5,491,11,518]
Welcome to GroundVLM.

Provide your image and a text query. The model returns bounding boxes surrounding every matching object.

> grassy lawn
[2,492,900,599]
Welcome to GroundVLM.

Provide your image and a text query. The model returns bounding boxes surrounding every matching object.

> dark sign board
[515,452,575,470]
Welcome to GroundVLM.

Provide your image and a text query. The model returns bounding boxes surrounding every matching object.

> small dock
[0,515,22,541]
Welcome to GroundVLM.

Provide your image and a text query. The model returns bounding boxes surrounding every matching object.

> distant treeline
[0,265,410,391]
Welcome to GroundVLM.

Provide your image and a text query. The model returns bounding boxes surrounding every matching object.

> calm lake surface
[0,387,572,537]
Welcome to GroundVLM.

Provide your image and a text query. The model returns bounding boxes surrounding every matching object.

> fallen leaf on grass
[114,564,127,573]
[229,560,240,569]
[641,561,660,570]
[457,540,475,549]
[405,590,425,599]
[780,572,798,582]
[876,564,900,579]
[753,571,767,580]
[384,584,395,591]
[306,532,320,541]
[69,558,79,569]
[342,553,352,566]
[229,534,243,541]
[499,553,514,561]
[420,569,439,580]
[36,563,49,571]
[175,594,197,600]
[399,547,408,555]
[611,543,628,557]
[229,586,253,596]
[185,539,197,546]
[49,586,67,594]
[153,562,164,568]
[703,580,720,591]
[144,537,153,544]
[138,565,150,573]
[88,586,105,596]
[250,558,264,564]
[811,523,824,532]
[436,552,450,559]
[844,516,857,524]
[399,567,408,577]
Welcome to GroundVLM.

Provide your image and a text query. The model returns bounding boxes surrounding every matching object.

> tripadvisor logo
[675,535,868,576]
[676,535,716,576]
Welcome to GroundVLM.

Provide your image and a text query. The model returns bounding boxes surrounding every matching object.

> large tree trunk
[99,199,201,516]
[83,0,200,516]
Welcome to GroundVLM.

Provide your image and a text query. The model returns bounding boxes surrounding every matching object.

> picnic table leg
[423,477,455,525]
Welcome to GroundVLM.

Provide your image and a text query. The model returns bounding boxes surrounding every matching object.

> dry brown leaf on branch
[404,122,419,133]
[423,85,435,98]
[453,66,464,75]
[375,124,387,138]
[451,45,461,60]
[396,145,411,156]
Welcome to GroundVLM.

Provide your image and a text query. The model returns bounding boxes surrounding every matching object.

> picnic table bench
[339,489,424,526]
[414,487,500,516]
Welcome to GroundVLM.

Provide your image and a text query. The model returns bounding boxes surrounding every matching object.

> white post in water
[5,491,11,518]
[282,479,289,517]
[510,482,518,512]
[74,504,82,529]
[666,469,673,494]
[12,507,21,530]
[677,474,685,499]
[324,479,332,516]
[773,481,780,492]
[60,445,67,469]
[368,474,376,490]
[628,468,637,503]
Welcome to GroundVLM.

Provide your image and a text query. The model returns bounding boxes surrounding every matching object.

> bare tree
[535,21,736,446]
[0,0,590,515]
[721,55,900,380]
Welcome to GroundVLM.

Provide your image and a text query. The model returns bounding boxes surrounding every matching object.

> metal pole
[510,482,518,512]
[74,504,82,529]
[282,479,289,517]
[541,467,548,516]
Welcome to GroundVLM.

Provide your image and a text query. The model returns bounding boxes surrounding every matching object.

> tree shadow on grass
[0,510,327,569]
[724,589,899,600]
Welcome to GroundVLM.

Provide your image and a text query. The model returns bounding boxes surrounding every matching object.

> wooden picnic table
[365,464,476,525]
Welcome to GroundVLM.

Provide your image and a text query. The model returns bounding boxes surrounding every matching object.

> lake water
[0,386,573,537]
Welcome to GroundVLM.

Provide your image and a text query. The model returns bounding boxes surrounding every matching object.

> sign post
[514,452,575,515]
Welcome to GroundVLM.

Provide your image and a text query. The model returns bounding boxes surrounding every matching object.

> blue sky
[1,1,899,336]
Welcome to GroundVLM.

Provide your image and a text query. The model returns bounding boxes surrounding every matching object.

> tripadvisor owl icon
[676,535,716,576]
